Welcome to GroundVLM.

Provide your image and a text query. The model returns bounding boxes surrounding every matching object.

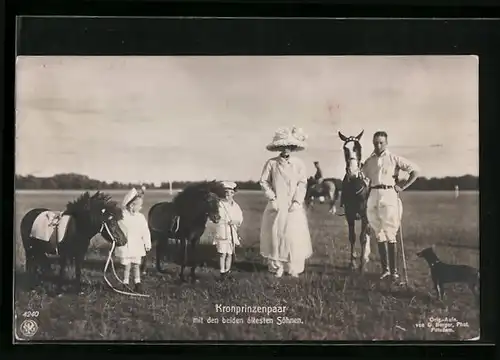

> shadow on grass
[145,257,269,275]
[306,262,437,302]
[377,285,433,303]
[200,258,269,273]
[14,271,54,293]
[142,242,269,274]
[14,270,86,298]
[307,263,380,280]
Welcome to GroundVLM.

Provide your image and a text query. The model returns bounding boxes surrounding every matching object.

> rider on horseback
[313,161,324,186]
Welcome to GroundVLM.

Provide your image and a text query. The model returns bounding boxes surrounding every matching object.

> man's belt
[370,185,394,190]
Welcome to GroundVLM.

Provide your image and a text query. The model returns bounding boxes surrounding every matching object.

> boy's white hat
[122,186,146,207]
[221,181,237,190]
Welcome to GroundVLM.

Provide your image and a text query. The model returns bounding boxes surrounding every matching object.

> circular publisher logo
[19,319,38,337]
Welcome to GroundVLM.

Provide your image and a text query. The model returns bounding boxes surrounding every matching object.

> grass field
[14,190,480,341]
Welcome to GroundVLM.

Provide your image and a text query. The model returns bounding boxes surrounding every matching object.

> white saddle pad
[30,210,71,243]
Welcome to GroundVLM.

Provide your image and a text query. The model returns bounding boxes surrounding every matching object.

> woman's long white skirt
[260,203,313,275]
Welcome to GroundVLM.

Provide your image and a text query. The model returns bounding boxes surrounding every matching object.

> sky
[15,56,478,184]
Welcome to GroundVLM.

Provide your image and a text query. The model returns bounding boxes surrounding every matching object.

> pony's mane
[65,191,123,220]
[173,181,226,207]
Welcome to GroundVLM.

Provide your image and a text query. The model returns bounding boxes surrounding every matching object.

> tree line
[15,173,479,191]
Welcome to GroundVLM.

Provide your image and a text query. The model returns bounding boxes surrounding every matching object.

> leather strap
[370,185,394,190]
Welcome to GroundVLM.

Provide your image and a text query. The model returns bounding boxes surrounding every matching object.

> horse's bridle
[98,209,115,239]
[99,220,113,240]
[97,212,149,298]
[205,193,222,222]
[343,138,362,174]
[343,139,367,195]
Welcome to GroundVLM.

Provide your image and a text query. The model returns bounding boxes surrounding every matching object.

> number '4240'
[22,311,39,318]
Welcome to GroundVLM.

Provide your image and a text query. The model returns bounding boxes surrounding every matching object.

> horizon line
[15,172,479,184]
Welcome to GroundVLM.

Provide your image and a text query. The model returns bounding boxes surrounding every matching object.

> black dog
[417,247,479,302]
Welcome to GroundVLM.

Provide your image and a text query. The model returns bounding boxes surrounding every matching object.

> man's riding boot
[388,242,399,281]
[378,242,390,279]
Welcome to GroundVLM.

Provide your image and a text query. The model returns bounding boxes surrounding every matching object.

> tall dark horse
[338,130,371,272]
[305,177,341,214]
[20,191,127,293]
[148,181,225,282]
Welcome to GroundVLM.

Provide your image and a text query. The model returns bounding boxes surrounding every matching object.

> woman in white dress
[114,187,152,293]
[213,181,243,277]
[259,126,313,278]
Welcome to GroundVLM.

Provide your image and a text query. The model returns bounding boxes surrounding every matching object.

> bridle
[98,211,150,298]
[343,138,362,176]
[205,193,222,223]
[342,138,367,195]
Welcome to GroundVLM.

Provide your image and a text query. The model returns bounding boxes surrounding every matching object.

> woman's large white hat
[266,126,308,152]
[122,186,146,207]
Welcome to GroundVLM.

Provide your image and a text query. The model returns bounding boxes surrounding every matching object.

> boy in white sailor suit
[213,181,243,277]
[114,187,152,293]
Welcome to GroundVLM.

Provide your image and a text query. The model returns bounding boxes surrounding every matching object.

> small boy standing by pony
[213,181,243,277]
[114,186,151,293]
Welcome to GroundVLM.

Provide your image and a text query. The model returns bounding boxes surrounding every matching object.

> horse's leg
[42,254,51,274]
[347,218,357,271]
[328,189,336,214]
[24,246,37,290]
[333,188,340,213]
[57,254,67,294]
[74,252,86,294]
[155,235,165,273]
[189,238,199,283]
[24,244,35,274]
[179,238,187,282]
[140,253,147,275]
[359,219,371,274]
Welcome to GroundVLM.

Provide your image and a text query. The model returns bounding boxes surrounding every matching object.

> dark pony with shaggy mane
[148,180,226,282]
[20,191,127,293]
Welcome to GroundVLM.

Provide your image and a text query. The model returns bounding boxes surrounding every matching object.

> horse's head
[96,198,128,247]
[204,192,222,224]
[205,180,227,223]
[173,181,224,225]
[338,130,364,179]
[65,191,128,246]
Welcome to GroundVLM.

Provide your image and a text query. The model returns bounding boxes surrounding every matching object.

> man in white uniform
[361,131,420,281]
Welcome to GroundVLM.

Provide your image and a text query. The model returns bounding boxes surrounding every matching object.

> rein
[345,168,367,196]
[342,137,368,197]
[100,222,150,298]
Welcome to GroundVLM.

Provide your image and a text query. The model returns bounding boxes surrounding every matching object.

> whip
[396,191,409,287]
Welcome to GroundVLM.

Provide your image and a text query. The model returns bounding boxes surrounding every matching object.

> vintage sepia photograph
[14,55,479,341]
